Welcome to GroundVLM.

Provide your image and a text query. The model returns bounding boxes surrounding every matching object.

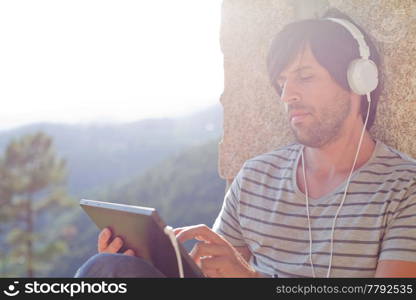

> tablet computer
[80,199,204,278]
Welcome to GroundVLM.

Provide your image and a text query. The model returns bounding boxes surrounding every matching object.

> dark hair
[267,8,382,129]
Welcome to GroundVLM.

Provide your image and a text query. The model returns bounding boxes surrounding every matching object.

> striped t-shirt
[212,140,416,277]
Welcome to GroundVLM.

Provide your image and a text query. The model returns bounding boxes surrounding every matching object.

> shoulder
[374,141,416,173]
[232,143,299,196]
[368,141,416,193]
[239,143,301,178]
[244,143,301,167]
[382,144,416,165]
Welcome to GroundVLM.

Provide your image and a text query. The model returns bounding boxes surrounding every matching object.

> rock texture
[218,0,416,183]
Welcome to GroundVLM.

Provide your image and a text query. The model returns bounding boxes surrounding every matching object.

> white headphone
[301,18,379,278]
[326,17,379,97]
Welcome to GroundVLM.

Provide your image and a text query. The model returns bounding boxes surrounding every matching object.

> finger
[189,243,201,265]
[173,227,185,236]
[189,244,202,267]
[203,268,221,278]
[105,236,124,253]
[174,226,206,237]
[99,227,112,241]
[200,256,228,272]
[123,249,136,256]
[201,256,255,278]
[190,242,230,264]
[176,224,225,244]
[98,227,112,252]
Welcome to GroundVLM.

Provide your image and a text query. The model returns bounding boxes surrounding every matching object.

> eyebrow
[277,66,314,81]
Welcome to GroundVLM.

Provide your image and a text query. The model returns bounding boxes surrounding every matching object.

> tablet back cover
[80,200,204,277]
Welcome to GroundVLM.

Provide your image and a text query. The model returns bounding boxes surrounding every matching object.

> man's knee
[74,253,165,278]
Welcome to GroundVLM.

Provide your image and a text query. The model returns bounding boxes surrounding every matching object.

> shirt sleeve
[379,179,416,262]
[212,164,247,247]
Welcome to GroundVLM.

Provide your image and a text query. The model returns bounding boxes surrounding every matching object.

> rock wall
[219,0,416,184]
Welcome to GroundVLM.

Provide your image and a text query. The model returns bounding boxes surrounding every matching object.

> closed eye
[300,75,313,81]
[275,82,284,96]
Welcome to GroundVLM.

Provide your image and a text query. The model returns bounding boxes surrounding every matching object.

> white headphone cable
[302,151,317,278]
[164,225,184,278]
[302,93,371,277]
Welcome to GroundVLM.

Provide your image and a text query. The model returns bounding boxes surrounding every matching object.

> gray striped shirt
[213,140,416,277]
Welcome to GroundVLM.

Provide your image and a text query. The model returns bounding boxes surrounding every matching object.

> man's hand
[97,227,136,256]
[174,224,258,278]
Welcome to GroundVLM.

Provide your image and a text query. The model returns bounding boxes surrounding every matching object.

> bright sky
[0,0,223,130]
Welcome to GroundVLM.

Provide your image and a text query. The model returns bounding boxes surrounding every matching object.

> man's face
[276,44,352,148]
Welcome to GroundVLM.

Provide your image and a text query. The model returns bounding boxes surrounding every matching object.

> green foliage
[0,107,224,277]
[0,105,222,194]
[0,132,73,277]
[0,159,14,226]
[106,138,225,227]
[49,139,226,277]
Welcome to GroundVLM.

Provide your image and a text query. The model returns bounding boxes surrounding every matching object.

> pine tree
[0,132,73,277]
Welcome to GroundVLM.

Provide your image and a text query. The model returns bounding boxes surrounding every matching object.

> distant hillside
[49,138,226,277]
[0,104,222,194]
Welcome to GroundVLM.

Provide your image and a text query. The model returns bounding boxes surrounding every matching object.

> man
[75,10,416,278]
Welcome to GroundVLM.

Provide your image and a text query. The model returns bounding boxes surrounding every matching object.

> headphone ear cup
[347,58,379,96]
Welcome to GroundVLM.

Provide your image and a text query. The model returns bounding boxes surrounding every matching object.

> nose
[280,79,300,104]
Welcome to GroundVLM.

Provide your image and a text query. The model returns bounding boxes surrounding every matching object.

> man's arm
[236,250,416,277]
[175,224,259,277]
[375,260,416,277]
[235,246,252,262]
[376,179,416,278]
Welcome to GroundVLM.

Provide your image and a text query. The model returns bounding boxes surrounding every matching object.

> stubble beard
[290,96,351,148]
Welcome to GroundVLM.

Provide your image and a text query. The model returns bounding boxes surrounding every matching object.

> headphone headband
[326,18,370,59]
[325,17,378,96]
